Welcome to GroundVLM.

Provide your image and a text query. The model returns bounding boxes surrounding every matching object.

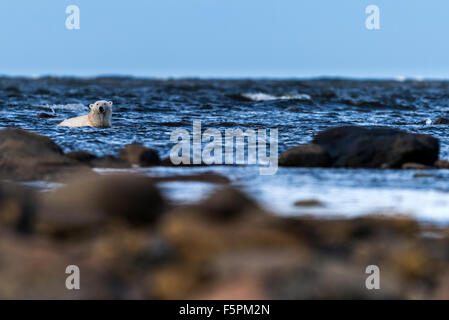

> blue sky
[0,0,448,78]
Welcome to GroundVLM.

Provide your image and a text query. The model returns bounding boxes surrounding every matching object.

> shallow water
[2,77,449,223]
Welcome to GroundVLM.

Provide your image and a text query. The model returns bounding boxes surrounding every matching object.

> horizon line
[0,73,448,82]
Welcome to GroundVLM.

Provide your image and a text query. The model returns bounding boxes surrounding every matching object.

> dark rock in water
[433,118,449,125]
[160,157,207,167]
[294,199,324,207]
[67,151,132,169]
[286,106,301,112]
[90,155,131,169]
[119,143,160,167]
[225,93,253,102]
[312,126,439,168]
[66,150,98,163]
[42,174,166,231]
[149,172,230,184]
[34,88,51,95]
[0,128,91,181]
[37,112,56,119]
[434,159,449,169]
[402,162,431,170]
[279,144,331,167]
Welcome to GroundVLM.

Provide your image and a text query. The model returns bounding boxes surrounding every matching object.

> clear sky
[0,0,448,79]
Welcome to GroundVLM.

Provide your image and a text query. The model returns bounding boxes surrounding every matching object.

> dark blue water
[2,77,449,223]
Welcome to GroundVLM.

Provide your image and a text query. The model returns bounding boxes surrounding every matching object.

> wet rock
[41,174,166,234]
[225,93,253,102]
[294,199,324,207]
[433,117,449,124]
[286,106,301,112]
[0,128,91,181]
[90,155,131,168]
[66,150,98,163]
[119,143,160,167]
[37,112,56,119]
[434,159,449,169]
[402,162,431,170]
[160,157,207,167]
[150,172,230,184]
[312,126,439,168]
[279,144,332,167]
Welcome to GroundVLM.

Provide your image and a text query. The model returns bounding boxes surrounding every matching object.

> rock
[66,150,98,163]
[0,128,91,181]
[433,118,449,124]
[66,152,131,169]
[119,143,160,167]
[225,93,253,102]
[41,174,166,233]
[434,159,449,169]
[312,126,439,168]
[90,155,131,168]
[160,157,206,167]
[0,182,36,234]
[156,192,301,299]
[199,187,261,222]
[279,144,332,167]
[149,172,230,184]
[294,199,324,207]
[37,112,56,119]
[402,162,431,170]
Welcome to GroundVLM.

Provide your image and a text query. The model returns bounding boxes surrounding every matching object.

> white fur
[58,100,113,128]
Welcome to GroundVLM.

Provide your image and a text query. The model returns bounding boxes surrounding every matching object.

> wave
[227,92,311,102]
[37,103,87,112]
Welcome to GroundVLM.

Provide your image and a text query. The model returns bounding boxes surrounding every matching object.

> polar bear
[57,100,113,128]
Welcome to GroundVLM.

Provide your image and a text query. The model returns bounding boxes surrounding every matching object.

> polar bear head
[88,100,113,127]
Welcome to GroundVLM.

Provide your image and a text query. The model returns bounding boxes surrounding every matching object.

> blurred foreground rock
[0,128,92,181]
[0,177,449,299]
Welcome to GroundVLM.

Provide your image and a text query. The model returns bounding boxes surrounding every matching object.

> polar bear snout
[99,106,104,113]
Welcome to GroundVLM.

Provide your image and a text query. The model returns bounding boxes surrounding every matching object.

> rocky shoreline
[1,126,449,299]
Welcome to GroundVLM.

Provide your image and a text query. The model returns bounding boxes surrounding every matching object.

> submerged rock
[434,159,449,169]
[312,126,439,168]
[433,118,449,125]
[119,143,160,167]
[279,144,331,167]
[402,162,431,170]
[37,112,56,119]
[294,199,324,207]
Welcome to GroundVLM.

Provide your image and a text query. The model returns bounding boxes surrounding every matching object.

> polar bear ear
[108,101,113,107]
[89,104,94,109]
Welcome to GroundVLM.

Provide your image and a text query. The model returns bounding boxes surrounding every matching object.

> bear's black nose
[99,106,104,113]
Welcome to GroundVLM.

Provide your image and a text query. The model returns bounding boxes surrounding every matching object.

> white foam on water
[257,184,449,224]
[242,92,311,101]
[38,103,87,112]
